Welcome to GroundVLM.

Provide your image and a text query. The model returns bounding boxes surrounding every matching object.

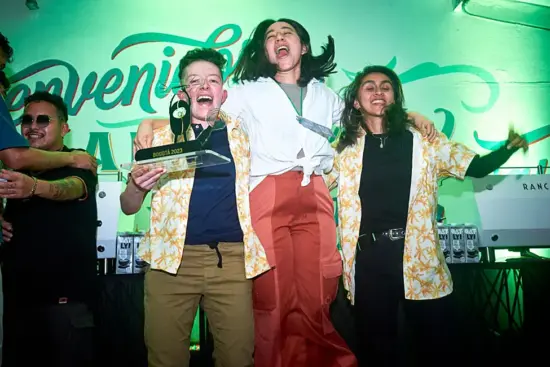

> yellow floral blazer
[332,129,476,303]
[138,114,271,278]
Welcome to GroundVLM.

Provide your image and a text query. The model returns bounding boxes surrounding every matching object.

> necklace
[372,135,388,148]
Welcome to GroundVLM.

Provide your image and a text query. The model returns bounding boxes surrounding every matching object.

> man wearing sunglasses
[0,91,98,367]
[0,32,96,173]
[120,48,268,367]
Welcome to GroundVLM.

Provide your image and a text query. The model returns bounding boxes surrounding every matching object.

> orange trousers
[250,172,357,367]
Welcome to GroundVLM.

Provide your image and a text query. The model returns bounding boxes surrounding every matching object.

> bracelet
[29,176,38,197]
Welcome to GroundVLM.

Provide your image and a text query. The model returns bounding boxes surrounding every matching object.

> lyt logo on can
[450,225,466,263]
[437,224,451,264]
[464,225,480,263]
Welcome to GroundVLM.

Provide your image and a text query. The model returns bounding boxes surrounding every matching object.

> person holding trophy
[120,48,269,367]
[133,19,436,367]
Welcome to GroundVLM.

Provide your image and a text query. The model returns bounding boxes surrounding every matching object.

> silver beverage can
[437,223,452,264]
[464,224,480,263]
[116,233,134,274]
[450,224,466,264]
[133,232,148,273]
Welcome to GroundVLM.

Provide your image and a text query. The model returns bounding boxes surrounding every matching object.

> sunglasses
[20,114,54,128]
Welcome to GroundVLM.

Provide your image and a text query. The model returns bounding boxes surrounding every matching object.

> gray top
[279,83,307,159]
[279,83,307,115]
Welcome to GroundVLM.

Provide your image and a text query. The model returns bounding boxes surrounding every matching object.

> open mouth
[26,133,44,139]
[276,45,289,58]
[371,99,386,106]
[196,95,213,106]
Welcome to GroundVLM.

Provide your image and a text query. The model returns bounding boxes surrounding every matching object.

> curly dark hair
[24,91,69,122]
[177,48,227,81]
[336,65,412,152]
[0,71,10,91]
[0,32,14,65]
[232,18,336,87]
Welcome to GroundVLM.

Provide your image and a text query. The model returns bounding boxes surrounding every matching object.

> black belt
[360,228,406,242]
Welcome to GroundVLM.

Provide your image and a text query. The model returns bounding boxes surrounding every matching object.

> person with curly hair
[332,65,528,366]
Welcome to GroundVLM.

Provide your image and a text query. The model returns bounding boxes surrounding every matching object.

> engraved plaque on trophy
[121,89,230,173]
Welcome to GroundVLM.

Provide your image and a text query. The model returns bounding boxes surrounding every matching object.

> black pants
[354,236,455,367]
[2,300,95,367]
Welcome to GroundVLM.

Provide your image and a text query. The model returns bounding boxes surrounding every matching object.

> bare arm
[120,166,164,215]
[0,147,97,173]
[120,179,147,215]
[34,176,87,201]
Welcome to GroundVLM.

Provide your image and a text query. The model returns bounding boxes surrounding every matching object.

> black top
[358,129,517,235]
[2,146,98,305]
[359,130,413,234]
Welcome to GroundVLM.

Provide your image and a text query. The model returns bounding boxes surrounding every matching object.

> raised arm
[0,99,96,172]
[435,128,527,180]
[133,119,169,152]
[465,128,528,178]
[0,147,96,172]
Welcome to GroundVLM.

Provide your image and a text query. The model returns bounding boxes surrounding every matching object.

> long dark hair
[232,18,336,87]
[336,65,412,152]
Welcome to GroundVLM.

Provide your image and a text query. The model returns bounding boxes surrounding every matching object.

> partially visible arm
[34,176,86,201]
[0,100,93,172]
[466,129,527,178]
[120,178,147,215]
[34,166,97,201]
[152,119,169,130]
[221,85,250,134]
[324,152,340,191]
[0,147,75,171]
[140,118,169,130]
[133,119,168,152]
[407,111,437,142]
[435,132,477,180]
[465,146,516,178]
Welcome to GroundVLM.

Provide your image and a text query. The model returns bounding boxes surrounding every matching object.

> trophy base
[120,150,231,173]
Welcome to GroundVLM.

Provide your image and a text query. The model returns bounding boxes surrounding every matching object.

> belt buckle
[388,229,399,241]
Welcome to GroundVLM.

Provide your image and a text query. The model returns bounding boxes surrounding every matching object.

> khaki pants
[144,243,253,367]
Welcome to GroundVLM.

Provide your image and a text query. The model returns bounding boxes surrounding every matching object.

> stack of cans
[115,232,148,274]
[437,223,480,264]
